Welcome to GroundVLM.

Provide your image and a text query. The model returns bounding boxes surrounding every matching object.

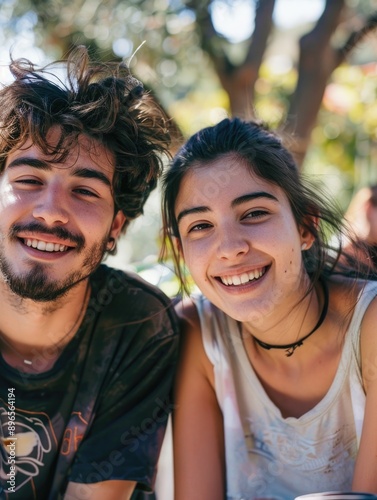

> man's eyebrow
[177,191,279,224]
[7,157,112,188]
[72,168,112,188]
[7,157,50,170]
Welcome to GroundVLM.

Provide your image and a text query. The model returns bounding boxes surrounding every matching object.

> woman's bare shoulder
[327,276,366,314]
[175,296,199,321]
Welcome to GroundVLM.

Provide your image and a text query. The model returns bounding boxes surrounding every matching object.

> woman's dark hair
[160,117,372,294]
[0,46,171,242]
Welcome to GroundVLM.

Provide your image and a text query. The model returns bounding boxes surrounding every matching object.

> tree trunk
[283,0,345,167]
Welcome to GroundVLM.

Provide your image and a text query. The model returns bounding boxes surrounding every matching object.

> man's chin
[0,264,83,302]
[6,275,75,302]
[0,237,107,302]
[9,284,70,302]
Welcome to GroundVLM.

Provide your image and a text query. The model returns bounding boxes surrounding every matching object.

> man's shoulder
[89,264,178,330]
[93,264,170,301]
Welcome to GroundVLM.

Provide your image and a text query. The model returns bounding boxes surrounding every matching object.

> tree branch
[284,0,345,167]
[336,11,377,66]
[193,0,275,117]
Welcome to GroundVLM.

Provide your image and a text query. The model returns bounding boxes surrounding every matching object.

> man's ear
[109,210,127,240]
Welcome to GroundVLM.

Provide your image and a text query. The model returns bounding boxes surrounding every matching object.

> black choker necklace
[252,281,329,357]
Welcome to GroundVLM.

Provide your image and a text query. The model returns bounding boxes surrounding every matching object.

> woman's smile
[215,265,267,286]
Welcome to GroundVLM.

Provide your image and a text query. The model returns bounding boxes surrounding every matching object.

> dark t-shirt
[0,264,179,499]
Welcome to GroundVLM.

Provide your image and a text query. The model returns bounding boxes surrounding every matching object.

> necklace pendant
[285,340,304,357]
[249,280,329,357]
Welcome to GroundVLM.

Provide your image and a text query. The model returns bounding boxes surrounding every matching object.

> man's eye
[74,188,99,197]
[15,178,41,185]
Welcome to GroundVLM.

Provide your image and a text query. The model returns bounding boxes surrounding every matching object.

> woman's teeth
[220,268,265,286]
[25,239,67,252]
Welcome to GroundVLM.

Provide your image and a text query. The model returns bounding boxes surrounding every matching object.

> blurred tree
[1,0,376,168]
[187,0,377,166]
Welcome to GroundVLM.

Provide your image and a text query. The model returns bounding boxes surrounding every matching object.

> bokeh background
[1,0,376,295]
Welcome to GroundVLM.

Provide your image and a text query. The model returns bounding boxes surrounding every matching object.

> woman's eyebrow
[177,206,209,225]
[231,191,279,207]
[177,191,279,224]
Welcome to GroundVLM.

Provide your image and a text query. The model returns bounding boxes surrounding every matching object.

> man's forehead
[6,131,115,178]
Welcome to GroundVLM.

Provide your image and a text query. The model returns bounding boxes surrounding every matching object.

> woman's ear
[299,216,318,251]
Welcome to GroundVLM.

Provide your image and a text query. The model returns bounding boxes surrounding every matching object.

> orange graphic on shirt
[60,412,87,456]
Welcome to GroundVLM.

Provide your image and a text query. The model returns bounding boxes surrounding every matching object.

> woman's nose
[216,224,250,260]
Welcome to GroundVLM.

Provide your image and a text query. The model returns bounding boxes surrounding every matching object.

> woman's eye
[188,222,212,233]
[244,210,268,220]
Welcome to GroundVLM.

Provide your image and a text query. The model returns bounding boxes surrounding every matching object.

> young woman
[160,118,377,500]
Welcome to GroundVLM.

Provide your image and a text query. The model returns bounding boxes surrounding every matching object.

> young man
[0,46,178,499]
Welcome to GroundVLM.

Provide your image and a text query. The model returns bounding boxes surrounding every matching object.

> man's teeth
[25,239,67,252]
[220,268,265,286]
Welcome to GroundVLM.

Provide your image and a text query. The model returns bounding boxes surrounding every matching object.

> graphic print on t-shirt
[59,411,87,456]
[0,401,57,495]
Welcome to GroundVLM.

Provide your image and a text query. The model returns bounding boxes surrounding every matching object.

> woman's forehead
[176,157,288,211]
[183,155,276,192]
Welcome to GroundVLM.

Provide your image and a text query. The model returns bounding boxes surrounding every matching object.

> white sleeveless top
[193,282,377,500]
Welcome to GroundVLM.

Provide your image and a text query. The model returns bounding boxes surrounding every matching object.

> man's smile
[24,238,69,252]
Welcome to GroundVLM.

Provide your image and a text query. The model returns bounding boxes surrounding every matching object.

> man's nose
[32,184,69,226]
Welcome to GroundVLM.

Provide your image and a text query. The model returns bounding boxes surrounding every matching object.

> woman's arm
[173,301,226,500]
[352,296,377,492]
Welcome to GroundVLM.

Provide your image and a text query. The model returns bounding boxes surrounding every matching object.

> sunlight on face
[175,157,307,325]
[0,131,124,302]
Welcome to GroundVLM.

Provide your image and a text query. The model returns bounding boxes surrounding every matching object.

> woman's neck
[242,280,325,357]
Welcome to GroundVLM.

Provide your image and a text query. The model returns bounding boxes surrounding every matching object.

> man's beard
[0,224,109,302]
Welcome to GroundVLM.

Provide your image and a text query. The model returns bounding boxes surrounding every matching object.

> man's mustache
[10,222,85,250]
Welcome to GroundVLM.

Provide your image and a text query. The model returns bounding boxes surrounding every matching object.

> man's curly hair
[0,46,171,234]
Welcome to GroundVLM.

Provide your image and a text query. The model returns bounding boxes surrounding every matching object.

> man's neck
[0,279,91,373]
